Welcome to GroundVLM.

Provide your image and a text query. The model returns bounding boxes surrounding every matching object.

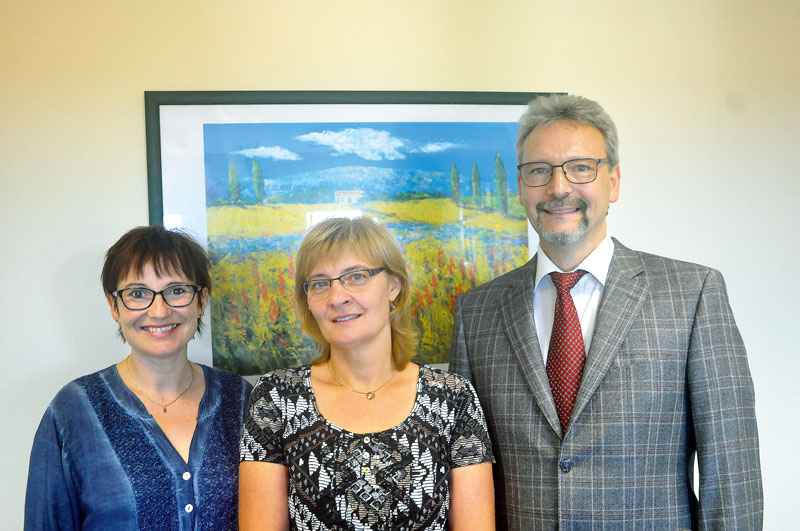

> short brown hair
[294,217,417,368]
[102,225,211,333]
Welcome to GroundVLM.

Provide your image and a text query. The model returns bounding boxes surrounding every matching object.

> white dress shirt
[533,235,615,364]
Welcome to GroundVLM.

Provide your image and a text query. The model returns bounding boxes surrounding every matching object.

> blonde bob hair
[294,217,417,369]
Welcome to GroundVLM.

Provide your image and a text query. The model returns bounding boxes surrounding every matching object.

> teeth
[333,315,359,322]
[143,324,178,333]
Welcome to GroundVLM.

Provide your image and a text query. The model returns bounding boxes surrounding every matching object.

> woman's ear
[388,275,401,303]
[107,293,119,322]
[198,287,209,314]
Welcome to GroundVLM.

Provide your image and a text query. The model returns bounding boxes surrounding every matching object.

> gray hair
[516,94,619,168]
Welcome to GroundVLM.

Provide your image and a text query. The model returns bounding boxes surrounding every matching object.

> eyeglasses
[111,284,202,311]
[517,158,609,187]
[303,268,385,299]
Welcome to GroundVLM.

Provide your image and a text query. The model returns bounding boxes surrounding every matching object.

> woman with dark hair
[25,225,252,530]
[239,217,495,530]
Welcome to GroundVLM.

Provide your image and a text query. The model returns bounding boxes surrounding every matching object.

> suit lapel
[500,255,563,436]
[570,240,647,428]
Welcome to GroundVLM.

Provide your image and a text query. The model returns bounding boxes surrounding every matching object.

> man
[450,94,762,530]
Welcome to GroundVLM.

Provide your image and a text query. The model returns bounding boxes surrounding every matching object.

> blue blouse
[25,364,252,530]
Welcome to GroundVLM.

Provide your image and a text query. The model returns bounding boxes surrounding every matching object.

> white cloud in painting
[233,146,300,160]
[418,142,460,153]
[296,128,405,161]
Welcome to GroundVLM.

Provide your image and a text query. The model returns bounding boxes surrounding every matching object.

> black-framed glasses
[303,268,385,299]
[111,284,202,311]
[517,158,609,187]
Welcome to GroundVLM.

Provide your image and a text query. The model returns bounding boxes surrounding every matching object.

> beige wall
[2,1,797,527]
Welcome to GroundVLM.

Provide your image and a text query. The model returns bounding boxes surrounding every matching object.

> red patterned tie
[547,270,588,431]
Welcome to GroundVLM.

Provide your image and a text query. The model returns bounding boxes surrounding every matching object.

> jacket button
[559,459,573,473]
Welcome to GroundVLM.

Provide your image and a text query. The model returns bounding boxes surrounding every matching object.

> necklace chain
[327,362,398,400]
[125,356,195,413]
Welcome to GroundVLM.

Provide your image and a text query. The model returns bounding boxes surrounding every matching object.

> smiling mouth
[537,198,588,215]
[142,324,179,333]
[333,315,359,323]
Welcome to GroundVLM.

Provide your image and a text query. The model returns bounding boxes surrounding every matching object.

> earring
[390,300,397,310]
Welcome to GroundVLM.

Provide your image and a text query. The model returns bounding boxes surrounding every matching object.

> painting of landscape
[204,121,528,375]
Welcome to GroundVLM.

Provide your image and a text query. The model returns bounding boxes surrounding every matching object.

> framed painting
[145,90,548,375]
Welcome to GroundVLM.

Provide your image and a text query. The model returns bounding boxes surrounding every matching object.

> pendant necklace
[328,362,397,400]
[126,356,195,413]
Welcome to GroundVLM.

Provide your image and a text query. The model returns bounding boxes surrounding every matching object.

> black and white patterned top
[240,364,494,530]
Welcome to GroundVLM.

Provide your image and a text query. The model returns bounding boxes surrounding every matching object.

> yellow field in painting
[207,198,526,236]
[209,199,528,375]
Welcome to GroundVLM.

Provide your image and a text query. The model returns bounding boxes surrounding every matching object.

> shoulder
[418,365,480,400]
[252,365,310,398]
[35,367,116,437]
[200,365,253,415]
[611,238,724,290]
[457,258,535,307]
[203,365,252,392]
[49,367,112,411]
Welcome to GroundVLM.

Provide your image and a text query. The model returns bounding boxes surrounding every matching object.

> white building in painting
[334,190,365,205]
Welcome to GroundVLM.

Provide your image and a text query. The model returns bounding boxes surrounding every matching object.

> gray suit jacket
[450,239,762,530]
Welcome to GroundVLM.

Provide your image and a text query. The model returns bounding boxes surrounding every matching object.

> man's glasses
[303,268,385,299]
[517,158,609,187]
[112,284,202,311]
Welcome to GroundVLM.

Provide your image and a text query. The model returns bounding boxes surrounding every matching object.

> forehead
[522,120,606,160]
[117,261,191,286]
[309,247,376,276]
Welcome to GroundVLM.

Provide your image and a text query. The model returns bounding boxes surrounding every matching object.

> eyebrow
[307,265,371,279]
[120,281,190,289]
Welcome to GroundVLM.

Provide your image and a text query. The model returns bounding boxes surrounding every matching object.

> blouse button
[363,436,371,443]
[182,471,192,480]
[185,504,194,513]
[362,452,370,459]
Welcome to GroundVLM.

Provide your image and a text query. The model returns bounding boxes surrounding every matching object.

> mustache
[535,197,589,213]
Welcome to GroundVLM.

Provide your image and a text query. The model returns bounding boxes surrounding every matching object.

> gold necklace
[327,362,398,400]
[125,356,194,413]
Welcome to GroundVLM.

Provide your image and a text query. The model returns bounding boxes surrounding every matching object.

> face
[518,120,620,258]
[306,249,400,356]
[107,262,207,361]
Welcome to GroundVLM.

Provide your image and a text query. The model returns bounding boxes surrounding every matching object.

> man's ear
[608,163,621,204]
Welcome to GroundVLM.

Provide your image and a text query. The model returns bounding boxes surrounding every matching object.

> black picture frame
[144,90,549,373]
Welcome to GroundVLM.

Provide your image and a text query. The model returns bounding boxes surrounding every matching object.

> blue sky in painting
[203,121,519,203]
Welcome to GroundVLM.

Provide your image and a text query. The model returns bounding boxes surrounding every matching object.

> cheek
[308,303,326,324]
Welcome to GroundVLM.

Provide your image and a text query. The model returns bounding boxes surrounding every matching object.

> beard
[534,197,590,245]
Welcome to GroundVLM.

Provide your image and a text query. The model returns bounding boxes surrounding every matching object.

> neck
[540,230,607,272]
[328,348,395,389]
[125,353,193,393]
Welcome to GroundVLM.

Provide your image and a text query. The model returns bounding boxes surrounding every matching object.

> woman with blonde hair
[240,217,494,530]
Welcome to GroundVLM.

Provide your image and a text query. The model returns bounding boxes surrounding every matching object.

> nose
[326,278,351,305]
[547,165,573,197]
[148,292,172,317]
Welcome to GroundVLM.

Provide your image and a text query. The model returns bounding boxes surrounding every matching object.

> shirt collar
[535,234,615,288]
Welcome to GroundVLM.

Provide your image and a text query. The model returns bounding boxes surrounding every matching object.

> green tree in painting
[450,162,461,205]
[252,158,264,203]
[494,152,508,214]
[228,160,240,204]
[471,163,482,208]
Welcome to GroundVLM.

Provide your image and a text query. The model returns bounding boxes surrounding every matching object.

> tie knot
[550,270,588,294]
